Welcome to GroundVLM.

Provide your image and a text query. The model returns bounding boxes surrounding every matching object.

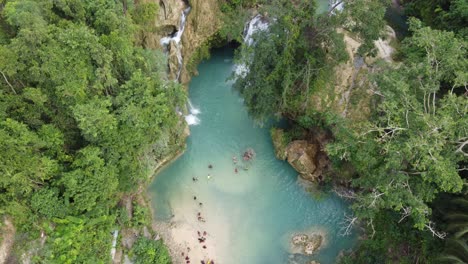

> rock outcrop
[290,233,324,255]
[285,140,329,182]
[310,26,397,123]
[273,27,397,182]
[272,128,330,182]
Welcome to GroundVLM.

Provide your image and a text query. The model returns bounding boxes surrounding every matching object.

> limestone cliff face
[310,26,397,123]
[179,0,221,84]
[138,0,221,84]
[272,28,397,182]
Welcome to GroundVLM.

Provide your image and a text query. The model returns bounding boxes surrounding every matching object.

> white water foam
[185,100,201,125]
[235,15,270,78]
[243,14,269,46]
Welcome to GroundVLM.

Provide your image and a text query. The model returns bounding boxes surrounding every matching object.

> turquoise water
[148,48,356,264]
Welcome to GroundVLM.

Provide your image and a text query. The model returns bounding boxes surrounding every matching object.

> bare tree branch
[398,207,411,223]
[424,221,446,239]
[455,139,468,157]
[368,218,376,239]
[339,213,358,236]
[0,70,17,95]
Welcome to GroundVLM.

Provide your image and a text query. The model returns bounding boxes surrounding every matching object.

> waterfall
[243,15,269,46]
[184,100,201,126]
[110,230,118,260]
[235,15,269,78]
[160,6,191,82]
[160,6,199,126]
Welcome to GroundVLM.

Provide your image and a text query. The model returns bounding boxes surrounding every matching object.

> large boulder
[285,140,329,182]
[271,128,330,182]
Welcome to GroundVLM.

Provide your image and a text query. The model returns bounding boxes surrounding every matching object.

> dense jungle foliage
[233,0,467,262]
[0,0,184,262]
[0,0,466,262]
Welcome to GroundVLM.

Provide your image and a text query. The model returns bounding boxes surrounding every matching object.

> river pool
[148,48,356,264]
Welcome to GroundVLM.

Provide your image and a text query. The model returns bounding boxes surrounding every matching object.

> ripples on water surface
[149,48,356,264]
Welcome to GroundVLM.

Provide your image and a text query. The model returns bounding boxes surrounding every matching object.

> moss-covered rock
[271,128,289,160]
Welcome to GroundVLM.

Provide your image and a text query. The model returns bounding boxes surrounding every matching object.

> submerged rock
[304,234,323,255]
[290,232,324,256]
[292,234,309,245]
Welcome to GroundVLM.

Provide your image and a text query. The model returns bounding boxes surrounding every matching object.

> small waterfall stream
[185,99,201,126]
[160,5,200,126]
[235,14,269,78]
[160,6,191,81]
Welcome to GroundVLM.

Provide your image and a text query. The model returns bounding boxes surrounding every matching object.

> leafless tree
[339,213,358,236]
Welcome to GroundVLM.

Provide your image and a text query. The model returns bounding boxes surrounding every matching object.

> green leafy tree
[131,237,172,264]
[327,19,467,230]
[0,0,186,260]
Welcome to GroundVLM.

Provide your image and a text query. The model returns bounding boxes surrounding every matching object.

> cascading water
[184,99,201,126]
[160,6,201,126]
[243,15,269,46]
[160,6,191,81]
[235,14,269,78]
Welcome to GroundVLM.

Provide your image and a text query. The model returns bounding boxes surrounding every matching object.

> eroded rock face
[180,0,221,84]
[310,27,397,123]
[138,0,221,84]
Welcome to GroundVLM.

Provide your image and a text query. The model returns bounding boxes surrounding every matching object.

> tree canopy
[0,0,185,261]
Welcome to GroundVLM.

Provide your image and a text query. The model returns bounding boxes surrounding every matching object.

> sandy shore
[152,193,230,264]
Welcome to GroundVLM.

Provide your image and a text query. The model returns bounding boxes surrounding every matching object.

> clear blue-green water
[148,48,356,264]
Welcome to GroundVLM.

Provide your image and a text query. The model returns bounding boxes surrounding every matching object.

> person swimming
[208,164,213,169]
[235,168,238,173]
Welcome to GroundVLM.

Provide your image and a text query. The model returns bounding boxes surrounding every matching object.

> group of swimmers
[182,164,220,264]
